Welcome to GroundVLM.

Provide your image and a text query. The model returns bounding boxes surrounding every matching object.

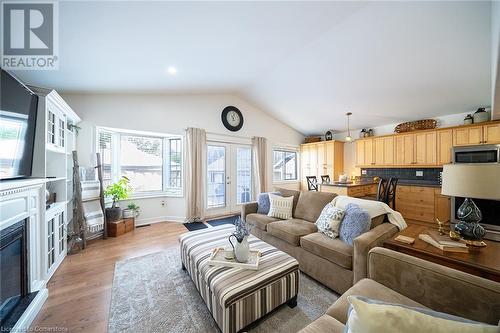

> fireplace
[0,219,38,330]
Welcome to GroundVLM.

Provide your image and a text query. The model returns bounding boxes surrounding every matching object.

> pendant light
[345,112,353,142]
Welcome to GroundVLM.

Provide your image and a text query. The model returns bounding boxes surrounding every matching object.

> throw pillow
[315,203,345,238]
[256,192,281,214]
[339,203,371,246]
[267,193,293,220]
[345,296,498,333]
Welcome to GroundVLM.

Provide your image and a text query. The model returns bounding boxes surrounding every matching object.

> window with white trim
[273,149,297,181]
[97,127,183,196]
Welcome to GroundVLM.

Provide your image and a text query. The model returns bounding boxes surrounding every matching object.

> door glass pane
[207,145,226,208]
[236,147,252,204]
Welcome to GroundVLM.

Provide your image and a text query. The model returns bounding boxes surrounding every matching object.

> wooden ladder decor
[72,151,107,250]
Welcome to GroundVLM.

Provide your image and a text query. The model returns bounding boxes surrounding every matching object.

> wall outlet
[161,200,166,207]
[416,171,424,177]
[361,170,367,175]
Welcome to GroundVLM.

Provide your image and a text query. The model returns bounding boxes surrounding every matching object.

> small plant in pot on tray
[228,218,253,262]
[104,176,132,222]
[123,202,140,219]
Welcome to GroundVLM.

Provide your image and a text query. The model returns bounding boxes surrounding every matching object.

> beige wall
[64,92,304,224]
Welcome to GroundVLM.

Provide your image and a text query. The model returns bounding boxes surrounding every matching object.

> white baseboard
[135,215,186,226]
[12,288,48,332]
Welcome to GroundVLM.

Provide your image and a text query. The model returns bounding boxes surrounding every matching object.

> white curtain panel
[185,127,207,222]
[252,136,267,196]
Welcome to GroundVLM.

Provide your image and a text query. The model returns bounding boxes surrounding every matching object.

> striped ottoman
[179,225,299,333]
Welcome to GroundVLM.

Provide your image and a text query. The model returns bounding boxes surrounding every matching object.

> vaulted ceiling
[14,1,493,135]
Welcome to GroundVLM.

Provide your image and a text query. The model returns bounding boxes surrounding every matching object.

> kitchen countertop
[319,180,377,188]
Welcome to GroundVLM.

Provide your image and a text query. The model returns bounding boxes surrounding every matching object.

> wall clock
[221,106,243,132]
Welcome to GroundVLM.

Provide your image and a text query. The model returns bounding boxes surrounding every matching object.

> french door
[206,143,253,216]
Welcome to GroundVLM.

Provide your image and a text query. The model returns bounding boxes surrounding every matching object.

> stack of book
[418,229,468,253]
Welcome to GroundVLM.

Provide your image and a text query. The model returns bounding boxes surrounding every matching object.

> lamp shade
[441,164,500,200]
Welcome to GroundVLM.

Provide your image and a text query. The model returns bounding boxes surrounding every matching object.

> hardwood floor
[30,222,187,333]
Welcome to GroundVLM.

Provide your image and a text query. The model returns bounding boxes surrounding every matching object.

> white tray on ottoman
[179,225,300,333]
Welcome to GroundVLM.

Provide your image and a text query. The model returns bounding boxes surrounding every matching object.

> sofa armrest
[241,201,258,221]
[352,223,398,283]
[367,247,500,325]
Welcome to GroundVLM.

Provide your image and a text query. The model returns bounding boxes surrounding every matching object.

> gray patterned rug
[108,248,338,333]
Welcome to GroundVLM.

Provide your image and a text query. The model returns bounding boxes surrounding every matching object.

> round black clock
[221,106,243,132]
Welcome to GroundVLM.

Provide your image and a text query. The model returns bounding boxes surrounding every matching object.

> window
[97,127,183,196]
[273,149,297,181]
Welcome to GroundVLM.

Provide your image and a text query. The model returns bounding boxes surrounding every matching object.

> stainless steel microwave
[452,144,500,164]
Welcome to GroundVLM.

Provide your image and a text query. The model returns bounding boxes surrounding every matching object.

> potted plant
[104,177,132,222]
[123,202,140,219]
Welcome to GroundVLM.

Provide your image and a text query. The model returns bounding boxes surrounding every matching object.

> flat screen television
[0,70,38,180]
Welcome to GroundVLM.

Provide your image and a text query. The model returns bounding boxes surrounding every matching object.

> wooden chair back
[306,176,319,191]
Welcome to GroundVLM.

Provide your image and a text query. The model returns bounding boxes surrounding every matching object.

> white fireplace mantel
[0,178,49,331]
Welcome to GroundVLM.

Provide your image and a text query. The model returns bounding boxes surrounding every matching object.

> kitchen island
[319,180,377,197]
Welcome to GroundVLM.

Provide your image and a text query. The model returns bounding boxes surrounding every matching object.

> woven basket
[304,136,321,144]
[395,119,437,133]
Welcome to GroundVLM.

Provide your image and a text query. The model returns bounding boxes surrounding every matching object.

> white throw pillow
[267,193,293,219]
[345,296,498,333]
[315,203,345,238]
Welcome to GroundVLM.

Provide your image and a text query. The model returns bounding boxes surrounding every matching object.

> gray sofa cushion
[267,219,317,246]
[294,191,337,222]
[246,213,280,231]
[300,232,353,269]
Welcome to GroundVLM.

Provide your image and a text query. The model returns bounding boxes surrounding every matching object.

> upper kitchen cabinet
[483,123,500,144]
[374,136,394,165]
[436,129,453,165]
[415,131,437,165]
[395,134,415,165]
[355,138,374,166]
[453,125,482,146]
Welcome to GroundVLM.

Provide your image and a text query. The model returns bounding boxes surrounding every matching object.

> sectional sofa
[241,188,398,294]
[299,247,500,332]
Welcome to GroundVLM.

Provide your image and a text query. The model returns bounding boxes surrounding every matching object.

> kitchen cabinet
[437,129,453,165]
[395,134,415,165]
[483,123,500,144]
[396,185,435,223]
[415,131,437,165]
[355,138,374,166]
[374,136,394,165]
[453,126,482,146]
[300,141,344,190]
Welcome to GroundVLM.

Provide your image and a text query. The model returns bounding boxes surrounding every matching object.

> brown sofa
[299,247,500,332]
[242,189,398,294]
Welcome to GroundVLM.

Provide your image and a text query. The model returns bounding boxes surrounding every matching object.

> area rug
[182,221,208,231]
[108,249,338,333]
[207,215,239,227]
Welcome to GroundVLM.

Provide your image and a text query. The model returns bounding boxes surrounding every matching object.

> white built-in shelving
[29,86,80,281]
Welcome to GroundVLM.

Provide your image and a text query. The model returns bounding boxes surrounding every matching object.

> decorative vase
[229,235,249,262]
[472,108,489,124]
[106,207,122,222]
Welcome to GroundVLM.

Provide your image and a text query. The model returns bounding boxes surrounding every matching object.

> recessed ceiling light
[167,66,177,75]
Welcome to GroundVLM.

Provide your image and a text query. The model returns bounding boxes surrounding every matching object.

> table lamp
[441,164,500,241]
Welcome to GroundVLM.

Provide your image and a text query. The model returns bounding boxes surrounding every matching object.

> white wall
[492,0,500,120]
[63,93,304,224]
[333,112,471,177]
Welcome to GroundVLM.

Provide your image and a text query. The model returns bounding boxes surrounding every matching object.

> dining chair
[306,176,319,191]
[321,175,330,184]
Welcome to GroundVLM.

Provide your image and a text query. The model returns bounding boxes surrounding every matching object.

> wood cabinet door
[395,134,414,165]
[364,139,374,166]
[300,145,310,190]
[374,137,394,165]
[316,142,326,176]
[437,129,453,165]
[453,126,482,146]
[483,123,500,144]
[324,141,335,179]
[374,137,385,165]
[356,140,365,166]
[309,144,318,177]
[415,131,436,165]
